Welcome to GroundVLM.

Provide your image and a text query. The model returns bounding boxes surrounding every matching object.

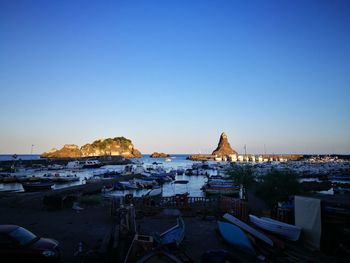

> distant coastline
[1,153,350,162]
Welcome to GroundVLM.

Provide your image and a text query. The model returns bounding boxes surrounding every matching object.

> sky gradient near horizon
[1,0,350,155]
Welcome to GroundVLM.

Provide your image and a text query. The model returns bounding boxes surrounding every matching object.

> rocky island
[42,137,142,158]
[188,132,237,161]
[150,152,170,158]
[212,132,238,157]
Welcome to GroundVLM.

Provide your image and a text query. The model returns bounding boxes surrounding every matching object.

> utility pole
[30,144,34,167]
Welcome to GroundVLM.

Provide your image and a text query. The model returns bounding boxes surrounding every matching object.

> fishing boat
[249,215,302,241]
[154,217,185,246]
[47,164,64,170]
[82,159,103,169]
[144,187,162,197]
[43,173,80,183]
[176,167,185,175]
[204,183,240,196]
[119,181,139,189]
[217,221,255,254]
[173,180,189,184]
[66,160,83,169]
[21,182,54,192]
[223,213,273,246]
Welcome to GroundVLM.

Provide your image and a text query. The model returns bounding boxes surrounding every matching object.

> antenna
[264,144,266,156]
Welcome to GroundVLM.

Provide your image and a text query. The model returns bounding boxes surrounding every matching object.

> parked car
[0,225,60,262]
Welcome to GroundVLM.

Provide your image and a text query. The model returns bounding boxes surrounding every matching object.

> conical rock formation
[212,132,237,157]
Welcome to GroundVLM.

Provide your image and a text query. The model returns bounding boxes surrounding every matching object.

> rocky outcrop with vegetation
[41,144,81,158]
[150,152,170,158]
[41,137,142,158]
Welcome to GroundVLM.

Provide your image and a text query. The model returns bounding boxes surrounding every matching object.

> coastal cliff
[42,137,142,158]
[150,152,170,158]
[212,132,237,157]
[42,145,81,158]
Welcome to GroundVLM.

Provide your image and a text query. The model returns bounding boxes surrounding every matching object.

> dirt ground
[0,197,114,262]
[0,193,258,263]
[136,215,257,263]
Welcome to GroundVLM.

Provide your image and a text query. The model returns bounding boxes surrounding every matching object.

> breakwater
[0,155,132,170]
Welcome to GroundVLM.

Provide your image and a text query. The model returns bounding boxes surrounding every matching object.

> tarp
[294,196,321,250]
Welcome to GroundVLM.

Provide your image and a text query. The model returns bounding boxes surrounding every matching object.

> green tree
[256,169,300,208]
[226,164,255,200]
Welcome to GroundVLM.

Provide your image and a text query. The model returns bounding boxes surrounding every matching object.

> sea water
[0,154,212,196]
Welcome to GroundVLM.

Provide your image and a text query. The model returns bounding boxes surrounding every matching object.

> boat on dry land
[223,213,273,246]
[154,217,185,247]
[249,215,301,241]
[217,221,255,254]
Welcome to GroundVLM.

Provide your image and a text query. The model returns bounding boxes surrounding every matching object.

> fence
[111,195,248,221]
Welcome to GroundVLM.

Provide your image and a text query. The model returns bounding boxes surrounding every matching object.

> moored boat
[144,187,162,197]
[249,215,301,241]
[22,182,54,192]
[102,184,114,193]
[176,167,185,175]
[66,160,83,169]
[173,180,189,184]
[82,159,103,169]
[204,184,240,196]
[47,164,64,170]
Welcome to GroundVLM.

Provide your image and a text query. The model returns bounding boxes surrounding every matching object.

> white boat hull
[146,188,162,197]
[249,215,301,241]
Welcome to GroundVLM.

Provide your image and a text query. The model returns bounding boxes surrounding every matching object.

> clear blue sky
[1,0,349,154]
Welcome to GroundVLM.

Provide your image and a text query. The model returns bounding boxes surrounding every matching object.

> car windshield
[9,227,37,246]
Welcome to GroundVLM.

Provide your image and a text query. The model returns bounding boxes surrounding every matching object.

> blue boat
[217,221,255,254]
[154,217,185,246]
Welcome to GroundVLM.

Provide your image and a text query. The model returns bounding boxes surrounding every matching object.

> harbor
[1,151,350,262]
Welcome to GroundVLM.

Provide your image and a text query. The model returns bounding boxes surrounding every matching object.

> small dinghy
[249,215,301,241]
[217,221,255,254]
[223,213,273,246]
[154,217,185,246]
[144,187,162,197]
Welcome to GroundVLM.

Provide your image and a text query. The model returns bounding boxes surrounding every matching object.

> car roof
[0,225,19,234]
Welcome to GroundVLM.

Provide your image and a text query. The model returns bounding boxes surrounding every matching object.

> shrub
[78,195,102,206]
[255,169,300,208]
